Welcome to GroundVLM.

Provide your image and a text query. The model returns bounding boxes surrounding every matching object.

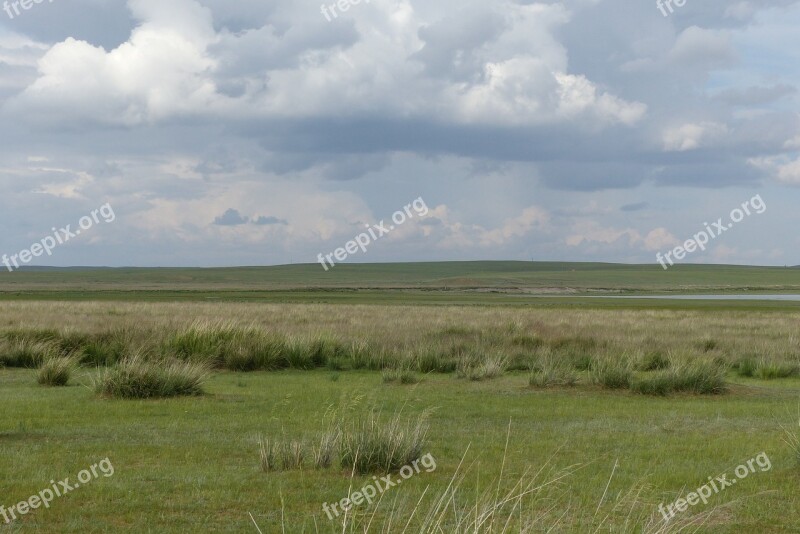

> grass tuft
[590,359,633,390]
[529,360,578,388]
[37,356,75,387]
[340,412,428,474]
[636,351,670,372]
[382,368,420,384]
[94,354,209,399]
[0,340,59,368]
[633,360,727,396]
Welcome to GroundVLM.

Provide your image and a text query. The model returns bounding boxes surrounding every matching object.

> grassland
[1,262,800,296]
[2,263,800,532]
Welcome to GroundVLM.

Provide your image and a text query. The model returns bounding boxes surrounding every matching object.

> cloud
[643,228,680,251]
[9,0,223,125]
[715,84,796,106]
[0,0,798,268]
[213,208,248,226]
[663,122,729,152]
[620,202,649,212]
[254,215,288,226]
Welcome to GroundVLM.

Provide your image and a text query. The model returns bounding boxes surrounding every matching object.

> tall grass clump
[590,359,632,390]
[222,333,288,371]
[168,323,356,372]
[347,341,385,371]
[414,348,458,373]
[3,328,60,346]
[340,411,428,474]
[671,360,727,394]
[782,420,800,465]
[699,338,719,352]
[733,356,757,377]
[259,428,340,472]
[258,435,277,471]
[382,368,420,385]
[529,359,578,388]
[456,355,506,381]
[37,356,75,387]
[635,351,670,372]
[94,354,209,399]
[258,436,307,471]
[0,340,59,368]
[77,329,135,366]
[167,321,240,366]
[754,359,800,379]
[549,336,597,371]
[632,360,727,396]
[511,334,543,350]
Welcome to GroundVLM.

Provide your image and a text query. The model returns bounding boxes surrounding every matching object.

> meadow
[2,264,800,532]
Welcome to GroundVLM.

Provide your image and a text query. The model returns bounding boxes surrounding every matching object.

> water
[598,294,800,301]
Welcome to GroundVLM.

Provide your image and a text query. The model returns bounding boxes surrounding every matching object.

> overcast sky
[1,0,799,267]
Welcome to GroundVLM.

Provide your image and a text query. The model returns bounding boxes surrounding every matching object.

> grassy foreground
[0,300,800,531]
[1,369,799,532]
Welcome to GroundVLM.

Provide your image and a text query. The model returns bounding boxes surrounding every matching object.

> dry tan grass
[1,302,798,359]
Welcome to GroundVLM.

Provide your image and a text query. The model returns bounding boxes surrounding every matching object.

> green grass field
[2,262,800,532]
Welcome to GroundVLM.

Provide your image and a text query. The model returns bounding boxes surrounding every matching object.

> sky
[1,0,799,268]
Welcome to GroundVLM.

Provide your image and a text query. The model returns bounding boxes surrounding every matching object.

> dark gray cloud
[213,208,248,226]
